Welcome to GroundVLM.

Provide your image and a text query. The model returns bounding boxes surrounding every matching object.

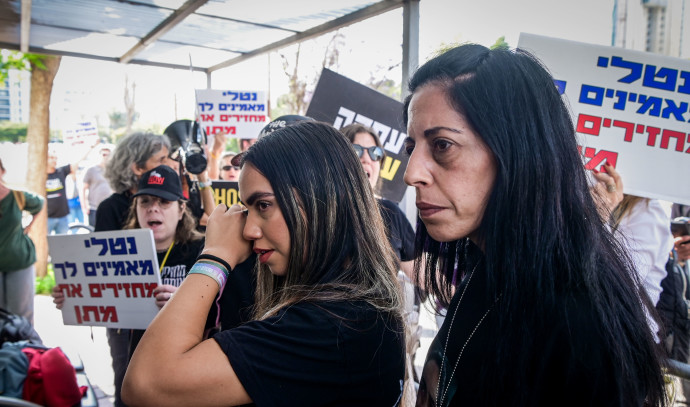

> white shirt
[616,198,674,306]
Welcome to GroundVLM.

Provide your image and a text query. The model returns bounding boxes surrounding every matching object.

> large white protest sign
[195,89,269,138]
[518,33,690,205]
[48,229,162,330]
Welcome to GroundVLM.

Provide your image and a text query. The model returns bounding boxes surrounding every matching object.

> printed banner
[518,33,690,205]
[62,120,99,147]
[211,181,240,207]
[306,69,409,203]
[48,229,162,330]
[195,89,269,138]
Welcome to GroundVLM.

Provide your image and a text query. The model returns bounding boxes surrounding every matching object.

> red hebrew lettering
[88,284,103,298]
[612,120,634,142]
[131,283,146,298]
[645,126,661,147]
[101,306,118,322]
[145,282,157,296]
[576,114,602,136]
[660,129,686,152]
[583,147,618,170]
[200,114,214,121]
[105,283,120,297]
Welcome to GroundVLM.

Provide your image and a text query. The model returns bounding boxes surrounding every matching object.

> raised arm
[122,204,253,407]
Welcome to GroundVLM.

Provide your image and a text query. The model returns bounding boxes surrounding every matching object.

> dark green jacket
[0,190,44,272]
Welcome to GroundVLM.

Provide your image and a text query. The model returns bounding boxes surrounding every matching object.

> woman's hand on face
[153,284,177,309]
[590,163,624,218]
[202,203,252,269]
[51,285,65,310]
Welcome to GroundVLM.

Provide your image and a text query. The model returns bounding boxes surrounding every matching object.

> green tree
[0,121,28,142]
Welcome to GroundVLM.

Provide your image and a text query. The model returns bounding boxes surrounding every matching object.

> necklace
[159,241,175,273]
[436,261,500,407]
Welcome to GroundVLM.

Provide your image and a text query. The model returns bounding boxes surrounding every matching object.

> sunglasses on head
[352,144,384,161]
[222,165,240,171]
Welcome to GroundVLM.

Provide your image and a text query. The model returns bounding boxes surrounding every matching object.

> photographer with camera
[163,120,216,230]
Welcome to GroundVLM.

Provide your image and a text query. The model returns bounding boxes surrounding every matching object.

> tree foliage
[0,50,45,85]
[0,121,28,142]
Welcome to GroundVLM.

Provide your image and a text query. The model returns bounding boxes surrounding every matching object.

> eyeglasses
[221,165,240,171]
[137,196,175,209]
[352,144,384,161]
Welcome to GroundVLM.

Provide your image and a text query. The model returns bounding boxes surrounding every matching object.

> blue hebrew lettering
[125,261,139,276]
[662,100,688,121]
[643,65,677,91]
[139,260,154,275]
[679,71,690,95]
[612,90,628,110]
[113,261,126,276]
[636,95,663,117]
[84,262,97,277]
[579,84,604,106]
[109,237,127,255]
[90,237,108,255]
[610,56,643,84]
[126,237,137,254]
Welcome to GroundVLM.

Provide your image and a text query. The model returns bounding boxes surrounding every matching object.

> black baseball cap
[231,115,315,166]
[133,165,184,201]
[257,114,314,139]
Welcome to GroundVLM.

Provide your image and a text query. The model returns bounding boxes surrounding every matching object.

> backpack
[0,308,42,347]
[22,344,86,407]
[0,341,29,398]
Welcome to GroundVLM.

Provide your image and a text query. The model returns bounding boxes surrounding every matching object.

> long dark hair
[404,44,665,405]
[238,121,402,320]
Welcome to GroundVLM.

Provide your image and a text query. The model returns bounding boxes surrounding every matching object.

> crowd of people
[1,43,688,406]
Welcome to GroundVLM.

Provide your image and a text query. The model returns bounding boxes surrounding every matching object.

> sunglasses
[221,165,240,171]
[137,196,175,209]
[352,144,384,161]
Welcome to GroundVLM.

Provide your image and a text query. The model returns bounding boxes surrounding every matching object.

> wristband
[189,261,228,289]
[196,253,232,274]
[198,180,212,189]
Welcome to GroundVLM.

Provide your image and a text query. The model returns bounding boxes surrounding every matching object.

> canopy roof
[0,0,408,73]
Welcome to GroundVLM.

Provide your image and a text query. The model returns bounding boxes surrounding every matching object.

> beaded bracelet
[196,253,232,274]
[198,180,213,189]
[189,261,228,290]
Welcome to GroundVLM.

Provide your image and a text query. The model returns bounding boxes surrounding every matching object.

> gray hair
[106,133,170,193]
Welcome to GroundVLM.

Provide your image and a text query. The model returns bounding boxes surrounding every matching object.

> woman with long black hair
[123,121,406,406]
[404,44,666,406]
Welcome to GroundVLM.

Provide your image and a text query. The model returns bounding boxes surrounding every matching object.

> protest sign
[306,69,409,203]
[211,180,240,207]
[195,89,269,138]
[48,229,162,330]
[63,120,99,147]
[519,33,690,205]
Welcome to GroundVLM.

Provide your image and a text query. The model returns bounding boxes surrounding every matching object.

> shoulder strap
[12,190,25,211]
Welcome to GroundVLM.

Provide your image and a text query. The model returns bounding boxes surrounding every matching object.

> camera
[163,119,208,175]
[671,217,690,244]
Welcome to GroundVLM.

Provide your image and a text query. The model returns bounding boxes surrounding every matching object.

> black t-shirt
[214,301,405,406]
[378,198,415,262]
[129,238,205,356]
[95,192,132,232]
[418,259,643,407]
[217,254,257,330]
[46,164,71,218]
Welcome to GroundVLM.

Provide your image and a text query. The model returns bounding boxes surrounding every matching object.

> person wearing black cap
[123,165,206,357]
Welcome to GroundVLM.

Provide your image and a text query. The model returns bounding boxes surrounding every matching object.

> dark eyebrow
[423,126,463,138]
[243,192,274,206]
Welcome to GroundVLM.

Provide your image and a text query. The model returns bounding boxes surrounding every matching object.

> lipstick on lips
[254,248,274,263]
[416,202,445,218]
